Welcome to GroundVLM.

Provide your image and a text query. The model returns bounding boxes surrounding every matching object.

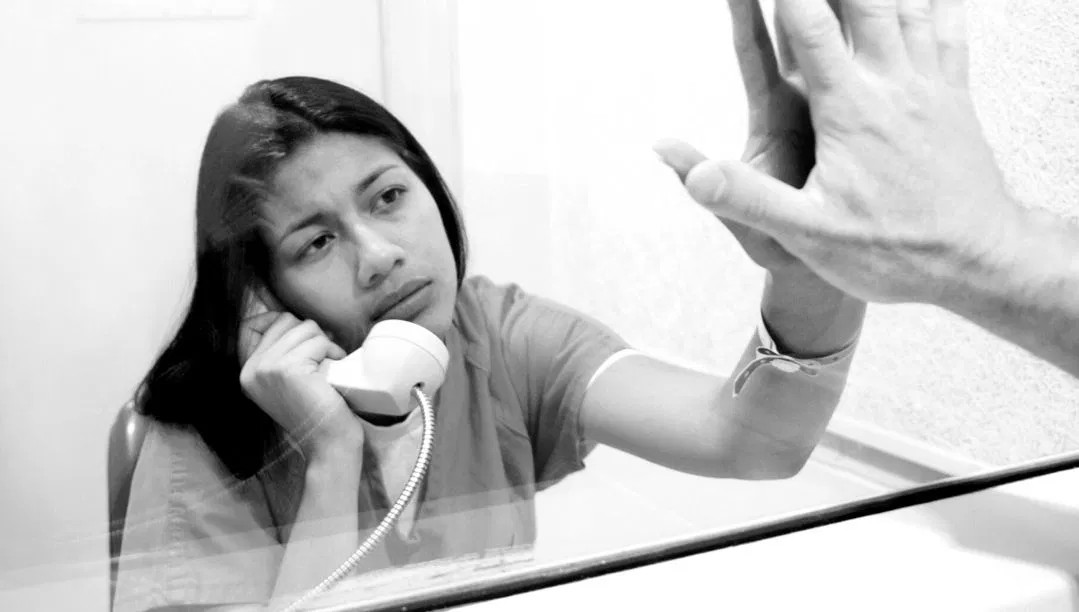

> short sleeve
[112,421,283,612]
[484,279,632,487]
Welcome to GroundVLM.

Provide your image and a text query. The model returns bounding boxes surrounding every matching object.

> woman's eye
[376,187,406,210]
[300,233,334,259]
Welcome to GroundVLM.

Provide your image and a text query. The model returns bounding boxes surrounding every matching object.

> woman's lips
[374,281,431,322]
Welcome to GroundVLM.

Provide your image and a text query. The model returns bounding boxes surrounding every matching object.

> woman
[113,15,865,612]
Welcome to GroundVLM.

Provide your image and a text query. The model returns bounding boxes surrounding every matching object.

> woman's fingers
[239,311,284,363]
[653,138,709,182]
[258,320,326,363]
[655,138,826,243]
[682,157,822,238]
[292,335,348,364]
[242,285,285,318]
[243,314,305,363]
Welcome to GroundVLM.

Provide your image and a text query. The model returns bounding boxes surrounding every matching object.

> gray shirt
[113,275,631,611]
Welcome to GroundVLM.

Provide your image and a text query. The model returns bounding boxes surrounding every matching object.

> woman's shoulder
[133,419,238,488]
[115,421,285,612]
[456,274,589,334]
[133,418,283,498]
[455,275,519,336]
[123,417,285,538]
[137,418,207,462]
[458,274,526,311]
[451,275,541,379]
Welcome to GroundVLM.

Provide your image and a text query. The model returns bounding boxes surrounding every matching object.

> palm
[656,3,826,277]
[720,1,818,274]
[731,78,813,271]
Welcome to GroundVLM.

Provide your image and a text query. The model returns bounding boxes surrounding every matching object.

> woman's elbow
[716,448,812,480]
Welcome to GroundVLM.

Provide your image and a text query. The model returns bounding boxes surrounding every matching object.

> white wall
[0,2,384,610]
[453,0,556,293]
[453,0,1079,467]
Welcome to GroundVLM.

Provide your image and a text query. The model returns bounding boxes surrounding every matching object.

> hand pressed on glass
[656,0,1079,379]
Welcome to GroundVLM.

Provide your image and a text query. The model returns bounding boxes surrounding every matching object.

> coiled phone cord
[279,385,435,612]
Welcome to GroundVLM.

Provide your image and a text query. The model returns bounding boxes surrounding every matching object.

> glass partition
[2,1,1077,611]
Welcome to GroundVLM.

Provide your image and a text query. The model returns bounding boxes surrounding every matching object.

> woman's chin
[411,308,453,343]
[408,288,455,342]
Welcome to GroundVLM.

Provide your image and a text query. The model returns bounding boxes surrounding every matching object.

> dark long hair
[135,77,468,479]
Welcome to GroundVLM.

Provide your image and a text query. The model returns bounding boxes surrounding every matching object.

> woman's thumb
[654,138,810,234]
[683,158,811,235]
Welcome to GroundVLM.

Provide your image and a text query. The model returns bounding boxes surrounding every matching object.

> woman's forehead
[261,133,404,222]
[274,133,399,194]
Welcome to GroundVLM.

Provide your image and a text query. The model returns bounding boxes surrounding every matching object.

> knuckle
[244,358,280,382]
[743,186,772,226]
[799,17,840,51]
[898,77,936,115]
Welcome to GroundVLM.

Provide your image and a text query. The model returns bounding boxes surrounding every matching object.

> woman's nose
[350,226,405,289]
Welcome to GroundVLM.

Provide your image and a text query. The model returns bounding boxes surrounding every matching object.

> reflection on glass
[111,67,868,611]
[4,1,1076,612]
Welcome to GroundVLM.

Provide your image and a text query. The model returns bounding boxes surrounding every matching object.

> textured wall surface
[459,0,1079,467]
[847,0,1079,464]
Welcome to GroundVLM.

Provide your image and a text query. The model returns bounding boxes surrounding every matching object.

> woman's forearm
[719,328,858,479]
[939,203,1079,378]
[266,442,363,611]
[716,275,865,479]
[760,270,867,357]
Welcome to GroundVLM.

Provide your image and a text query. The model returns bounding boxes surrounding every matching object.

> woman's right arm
[199,449,362,605]
[231,303,370,611]
[124,423,366,612]
[261,440,364,610]
[130,295,369,612]
[198,444,363,612]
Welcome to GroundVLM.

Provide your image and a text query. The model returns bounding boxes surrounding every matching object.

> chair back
[107,400,149,606]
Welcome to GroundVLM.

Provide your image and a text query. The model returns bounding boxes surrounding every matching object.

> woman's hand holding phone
[238,287,365,459]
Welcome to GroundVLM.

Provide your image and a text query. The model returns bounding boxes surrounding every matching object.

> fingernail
[653,144,688,182]
[652,138,679,156]
[652,143,674,166]
[653,139,710,182]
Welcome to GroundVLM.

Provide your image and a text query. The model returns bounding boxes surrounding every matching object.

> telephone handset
[242,283,450,416]
[283,320,447,612]
[241,284,449,612]
[323,320,450,417]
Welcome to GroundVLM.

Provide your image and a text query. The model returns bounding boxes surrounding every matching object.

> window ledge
[460,465,1079,612]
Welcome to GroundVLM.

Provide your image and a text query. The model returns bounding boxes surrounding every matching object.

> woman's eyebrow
[276,163,401,245]
[278,211,331,246]
[355,163,399,194]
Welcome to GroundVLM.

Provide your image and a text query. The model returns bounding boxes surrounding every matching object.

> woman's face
[258,132,458,352]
